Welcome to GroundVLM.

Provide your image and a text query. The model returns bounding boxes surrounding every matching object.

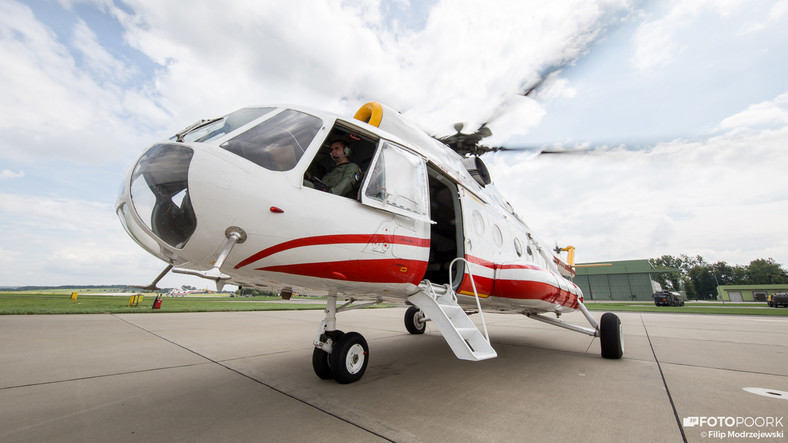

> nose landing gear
[312,294,376,384]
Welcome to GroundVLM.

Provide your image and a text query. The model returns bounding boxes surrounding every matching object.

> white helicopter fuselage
[116,102,581,314]
[116,101,624,384]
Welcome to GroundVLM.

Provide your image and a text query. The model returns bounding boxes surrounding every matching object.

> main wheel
[599,312,624,359]
[330,332,369,384]
[404,306,426,334]
[312,348,333,379]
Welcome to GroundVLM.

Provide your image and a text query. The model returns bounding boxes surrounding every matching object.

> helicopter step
[407,283,497,361]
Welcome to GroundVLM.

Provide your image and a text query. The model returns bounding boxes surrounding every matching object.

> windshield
[172,107,275,143]
[220,109,322,171]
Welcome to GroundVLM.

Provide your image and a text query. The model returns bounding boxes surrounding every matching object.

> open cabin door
[423,167,465,289]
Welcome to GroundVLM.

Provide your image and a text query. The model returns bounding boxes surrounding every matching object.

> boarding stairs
[408,280,497,361]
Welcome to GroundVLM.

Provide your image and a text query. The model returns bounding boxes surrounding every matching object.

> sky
[1,0,787,289]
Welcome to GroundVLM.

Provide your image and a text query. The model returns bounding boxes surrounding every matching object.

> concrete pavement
[1,308,786,442]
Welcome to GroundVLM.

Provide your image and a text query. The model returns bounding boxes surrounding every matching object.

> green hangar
[572,259,674,301]
[716,284,788,302]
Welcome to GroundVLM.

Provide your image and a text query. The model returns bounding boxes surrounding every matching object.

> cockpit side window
[303,123,378,199]
[220,110,322,171]
[361,141,429,220]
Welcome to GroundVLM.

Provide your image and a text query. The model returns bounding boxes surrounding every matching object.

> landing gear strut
[312,294,377,383]
[526,304,624,360]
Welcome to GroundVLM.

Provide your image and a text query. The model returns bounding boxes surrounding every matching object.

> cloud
[71,18,139,84]
[0,191,168,286]
[486,94,788,266]
[742,0,788,33]
[0,192,116,235]
[0,169,25,180]
[719,92,788,131]
[98,0,634,141]
[631,0,753,71]
[396,0,633,137]
[0,1,168,165]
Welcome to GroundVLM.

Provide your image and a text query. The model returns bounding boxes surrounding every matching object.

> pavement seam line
[656,360,788,378]
[0,363,208,391]
[111,314,395,443]
[641,314,688,443]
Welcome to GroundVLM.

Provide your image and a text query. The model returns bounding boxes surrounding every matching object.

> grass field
[0,291,328,315]
[583,301,788,316]
[1,290,787,316]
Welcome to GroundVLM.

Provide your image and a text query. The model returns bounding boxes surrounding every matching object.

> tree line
[649,255,788,300]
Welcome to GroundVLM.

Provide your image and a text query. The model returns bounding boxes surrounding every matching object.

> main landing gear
[404,305,427,334]
[312,294,375,384]
[526,305,624,360]
[599,312,624,359]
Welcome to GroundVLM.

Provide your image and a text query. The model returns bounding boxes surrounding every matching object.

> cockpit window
[361,141,429,220]
[130,143,196,249]
[220,110,322,171]
[174,107,275,143]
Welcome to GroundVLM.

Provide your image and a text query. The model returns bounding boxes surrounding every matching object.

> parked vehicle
[653,291,685,307]
[767,292,788,308]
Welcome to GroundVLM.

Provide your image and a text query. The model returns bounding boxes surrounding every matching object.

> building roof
[718,284,788,291]
[574,259,677,276]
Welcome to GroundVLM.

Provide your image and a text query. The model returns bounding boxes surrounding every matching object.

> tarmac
[1,307,786,442]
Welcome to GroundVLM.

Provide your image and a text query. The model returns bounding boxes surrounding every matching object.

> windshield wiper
[174,117,224,142]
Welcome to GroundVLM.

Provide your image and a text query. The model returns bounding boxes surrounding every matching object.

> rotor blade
[491,145,598,156]
[520,65,565,97]
[495,140,655,157]
[484,11,633,128]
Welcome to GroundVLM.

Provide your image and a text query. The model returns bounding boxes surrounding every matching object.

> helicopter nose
[122,143,197,249]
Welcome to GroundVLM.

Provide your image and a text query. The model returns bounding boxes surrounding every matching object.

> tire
[330,332,369,384]
[312,348,333,379]
[599,312,624,359]
[312,330,344,380]
[404,306,426,334]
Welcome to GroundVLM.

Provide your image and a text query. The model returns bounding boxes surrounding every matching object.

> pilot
[307,139,362,198]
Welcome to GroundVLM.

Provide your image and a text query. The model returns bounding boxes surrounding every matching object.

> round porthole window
[472,210,485,235]
[514,238,523,256]
[493,225,503,247]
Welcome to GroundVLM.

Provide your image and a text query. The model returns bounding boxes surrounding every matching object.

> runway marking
[743,387,788,400]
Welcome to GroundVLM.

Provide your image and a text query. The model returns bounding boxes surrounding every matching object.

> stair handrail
[449,257,491,344]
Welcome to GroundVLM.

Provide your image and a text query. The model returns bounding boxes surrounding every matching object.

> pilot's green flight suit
[320,162,362,198]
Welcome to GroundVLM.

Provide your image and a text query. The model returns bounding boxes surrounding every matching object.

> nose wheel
[312,330,343,379]
[312,331,369,384]
[330,332,369,384]
[312,295,374,383]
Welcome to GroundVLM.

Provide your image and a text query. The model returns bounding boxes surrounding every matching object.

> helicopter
[116,100,624,384]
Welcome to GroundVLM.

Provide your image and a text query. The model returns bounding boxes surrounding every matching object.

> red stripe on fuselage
[491,279,579,309]
[464,255,543,272]
[257,259,428,285]
[235,234,430,269]
[459,254,579,309]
